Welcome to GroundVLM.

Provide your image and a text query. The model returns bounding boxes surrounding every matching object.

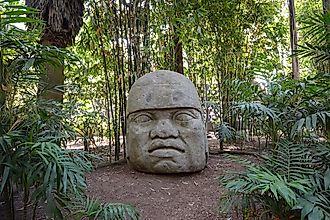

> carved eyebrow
[173,109,200,117]
[127,108,202,120]
[128,111,153,120]
[127,110,155,120]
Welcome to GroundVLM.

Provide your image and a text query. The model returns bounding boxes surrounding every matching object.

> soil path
[1,136,258,220]
[86,154,237,220]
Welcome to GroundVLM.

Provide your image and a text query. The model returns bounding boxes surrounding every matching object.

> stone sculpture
[126,70,208,173]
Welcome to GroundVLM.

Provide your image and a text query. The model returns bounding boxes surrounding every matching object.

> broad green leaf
[306,116,312,130]
[301,201,314,220]
[22,58,35,70]
[0,166,10,193]
[63,167,68,193]
[297,118,305,132]
[309,207,324,220]
[44,162,53,187]
[324,169,330,190]
[311,114,317,128]
[2,10,38,16]
[0,17,42,24]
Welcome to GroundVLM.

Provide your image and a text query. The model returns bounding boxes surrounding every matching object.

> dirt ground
[85,136,259,220]
[86,154,237,220]
[1,136,260,220]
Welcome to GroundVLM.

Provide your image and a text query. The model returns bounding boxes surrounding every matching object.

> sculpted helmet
[127,70,202,115]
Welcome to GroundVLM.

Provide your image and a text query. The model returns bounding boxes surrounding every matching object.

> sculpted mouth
[148,146,185,153]
[148,140,185,154]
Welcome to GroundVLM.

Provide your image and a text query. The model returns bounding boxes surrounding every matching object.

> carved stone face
[126,70,208,173]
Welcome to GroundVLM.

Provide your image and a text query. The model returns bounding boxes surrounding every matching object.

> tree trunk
[38,62,64,102]
[288,0,299,80]
[37,30,67,102]
[174,34,184,74]
[1,183,15,220]
[26,0,84,101]
[172,7,183,74]
[323,0,330,14]
[0,51,5,111]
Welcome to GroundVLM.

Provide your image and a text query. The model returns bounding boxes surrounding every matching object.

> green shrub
[0,2,139,219]
[219,140,330,220]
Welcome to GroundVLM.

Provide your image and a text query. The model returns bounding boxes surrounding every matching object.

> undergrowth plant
[0,100,139,220]
[218,10,330,220]
[219,141,330,220]
[0,2,139,220]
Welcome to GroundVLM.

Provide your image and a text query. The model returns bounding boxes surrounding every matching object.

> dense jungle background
[0,0,329,219]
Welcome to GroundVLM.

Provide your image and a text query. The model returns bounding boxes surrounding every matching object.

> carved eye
[133,114,153,123]
[174,111,196,122]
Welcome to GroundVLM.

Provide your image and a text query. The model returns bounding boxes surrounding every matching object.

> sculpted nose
[150,119,179,139]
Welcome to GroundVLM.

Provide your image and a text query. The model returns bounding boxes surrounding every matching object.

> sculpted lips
[148,140,185,154]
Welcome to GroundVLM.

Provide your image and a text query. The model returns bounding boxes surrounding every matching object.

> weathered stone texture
[126,70,208,173]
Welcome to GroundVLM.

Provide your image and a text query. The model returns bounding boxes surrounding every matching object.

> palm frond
[298,11,330,64]
[219,141,318,218]
[232,102,278,120]
[266,140,315,182]
[296,171,330,220]
[219,192,259,217]
[300,12,330,45]
[0,1,42,26]
[71,196,139,220]
[290,111,330,138]
[220,160,308,210]
[214,122,235,142]
[298,43,330,63]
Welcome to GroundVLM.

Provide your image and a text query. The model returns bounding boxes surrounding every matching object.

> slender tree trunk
[23,185,29,220]
[93,1,114,161]
[323,0,330,14]
[324,0,330,74]
[127,1,134,88]
[132,0,142,78]
[118,0,127,157]
[288,0,300,80]
[172,4,183,74]
[1,183,15,220]
[321,0,330,133]
[141,0,150,74]
[173,9,183,75]
[0,50,6,112]
[32,201,38,220]
[174,34,184,74]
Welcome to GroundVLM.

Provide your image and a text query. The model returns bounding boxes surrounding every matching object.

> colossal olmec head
[127,70,203,114]
[126,70,208,173]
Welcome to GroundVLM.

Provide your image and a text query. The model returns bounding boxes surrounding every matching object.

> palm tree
[25,0,84,101]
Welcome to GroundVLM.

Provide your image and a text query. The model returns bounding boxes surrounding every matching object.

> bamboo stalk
[93,0,114,162]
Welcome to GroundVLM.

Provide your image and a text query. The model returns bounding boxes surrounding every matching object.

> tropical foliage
[64,0,290,158]
[1,0,329,219]
[0,2,138,219]
[218,8,330,220]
